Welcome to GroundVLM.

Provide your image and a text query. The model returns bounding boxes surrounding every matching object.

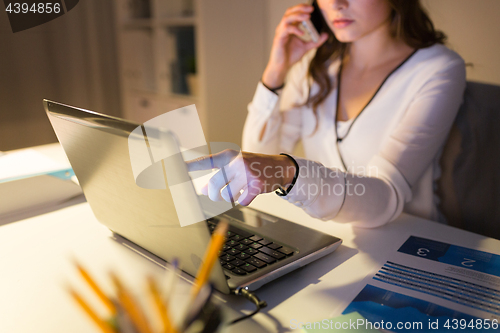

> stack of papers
[299,312,380,332]
[0,150,82,217]
[343,236,500,333]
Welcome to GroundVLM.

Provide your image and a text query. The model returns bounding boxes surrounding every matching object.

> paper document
[0,149,67,182]
[343,236,500,332]
[300,311,381,332]
[0,150,82,217]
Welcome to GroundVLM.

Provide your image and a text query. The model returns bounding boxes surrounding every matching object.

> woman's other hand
[186,150,296,206]
[262,3,328,89]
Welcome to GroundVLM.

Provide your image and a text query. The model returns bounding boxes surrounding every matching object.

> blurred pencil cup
[66,221,228,332]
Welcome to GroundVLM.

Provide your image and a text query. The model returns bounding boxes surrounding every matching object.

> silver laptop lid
[44,99,231,294]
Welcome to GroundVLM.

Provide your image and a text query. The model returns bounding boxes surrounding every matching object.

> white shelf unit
[113,0,267,145]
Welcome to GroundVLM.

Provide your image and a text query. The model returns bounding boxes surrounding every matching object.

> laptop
[44,99,342,294]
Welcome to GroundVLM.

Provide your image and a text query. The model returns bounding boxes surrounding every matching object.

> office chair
[438,81,500,240]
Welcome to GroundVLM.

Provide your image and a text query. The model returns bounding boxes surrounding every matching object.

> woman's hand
[186,150,296,206]
[262,3,329,89]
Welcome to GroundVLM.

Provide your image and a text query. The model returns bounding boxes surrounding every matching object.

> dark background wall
[1,0,499,151]
[0,0,121,151]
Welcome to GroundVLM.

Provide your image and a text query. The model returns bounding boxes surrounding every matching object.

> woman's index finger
[186,150,235,171]
[285,4,313,16]
[186,155,215,172]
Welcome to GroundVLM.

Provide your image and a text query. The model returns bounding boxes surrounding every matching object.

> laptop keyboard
[206,217,295,276]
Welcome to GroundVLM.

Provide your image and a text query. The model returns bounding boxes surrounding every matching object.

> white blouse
[242,44,466,228]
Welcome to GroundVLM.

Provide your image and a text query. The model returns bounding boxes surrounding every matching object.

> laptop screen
[45,100,231,294]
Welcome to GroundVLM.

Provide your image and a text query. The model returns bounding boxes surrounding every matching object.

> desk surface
[1,143,499,333]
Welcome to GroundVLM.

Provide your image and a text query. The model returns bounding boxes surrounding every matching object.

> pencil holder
[180,283,223,333]
[183,297,223,333]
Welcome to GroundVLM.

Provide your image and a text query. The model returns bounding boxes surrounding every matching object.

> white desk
[1,144,499,333]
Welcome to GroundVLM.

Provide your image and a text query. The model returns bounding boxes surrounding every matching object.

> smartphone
[298,0,324,43]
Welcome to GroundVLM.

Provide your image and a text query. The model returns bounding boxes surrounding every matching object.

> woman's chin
[332,31,356,43]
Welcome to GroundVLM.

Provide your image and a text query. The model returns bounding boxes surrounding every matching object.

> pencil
[164,259,180,303]
[110,272,153,333]
[147,276,176,333]
[74,260,117,315]
[68,287,116,333]
[190,220,228,299]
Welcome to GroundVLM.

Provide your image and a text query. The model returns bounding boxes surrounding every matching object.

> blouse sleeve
[242,52,314,154]
[281,56,466,227]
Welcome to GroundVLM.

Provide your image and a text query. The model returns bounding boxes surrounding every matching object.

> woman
[188,0,465,227]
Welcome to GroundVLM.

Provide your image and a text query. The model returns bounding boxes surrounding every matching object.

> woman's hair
[307,0,446,110]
